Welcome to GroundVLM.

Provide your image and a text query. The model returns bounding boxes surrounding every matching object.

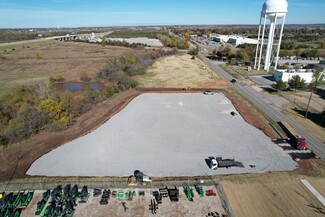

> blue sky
[0,0,324,28]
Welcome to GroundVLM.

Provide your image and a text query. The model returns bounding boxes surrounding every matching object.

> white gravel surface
[107,37,163,47]
[27,93,297,177]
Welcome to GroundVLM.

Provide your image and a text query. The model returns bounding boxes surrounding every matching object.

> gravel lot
[27,93,296,177]
[107,37,163,47]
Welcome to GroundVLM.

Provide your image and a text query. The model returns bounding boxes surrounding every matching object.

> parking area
[27,93,296,177]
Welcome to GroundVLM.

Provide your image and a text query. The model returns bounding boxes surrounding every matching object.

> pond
[56,82,103,91]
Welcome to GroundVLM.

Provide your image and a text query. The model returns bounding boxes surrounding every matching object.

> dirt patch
[137,54,223,89]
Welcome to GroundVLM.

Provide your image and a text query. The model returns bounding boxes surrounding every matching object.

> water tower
[254,0,288,72]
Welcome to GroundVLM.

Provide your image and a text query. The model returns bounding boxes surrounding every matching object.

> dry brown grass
[222,160,325,217]
[137,54,225,88]
[282,102,325,143]
[0,41,146,95]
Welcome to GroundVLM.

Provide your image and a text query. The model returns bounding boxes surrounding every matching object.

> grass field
[137,54,225,88]
[0,41,146,96]
[282,102,325,143]
[222,160,325,217]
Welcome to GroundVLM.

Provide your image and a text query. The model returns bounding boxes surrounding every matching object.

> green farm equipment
[195,185,205,197]
[19,191,34,208]
[42,202,56,217]
[51,186,63,202]
[63,201,74,217]
[42,190,51,202]
[6,192,21,209]
[35,190,51,215]
[63,185,71,199]
[2,209,20,217]
[184,186,194,202]
[35,200,46,215]
[117,192,124,199]
[78,186,89,203]
[54,204,63,217]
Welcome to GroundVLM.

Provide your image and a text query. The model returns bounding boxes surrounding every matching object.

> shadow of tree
[293,108,325,128]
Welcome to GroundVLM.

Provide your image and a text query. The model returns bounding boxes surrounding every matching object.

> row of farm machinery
[35,184,89,217]
[0,190,34,217]
[1,183,224,216]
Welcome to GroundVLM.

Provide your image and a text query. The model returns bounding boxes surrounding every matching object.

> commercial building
[273,69,316,83]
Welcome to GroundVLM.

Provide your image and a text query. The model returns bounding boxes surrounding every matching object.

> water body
[56,82,103,92]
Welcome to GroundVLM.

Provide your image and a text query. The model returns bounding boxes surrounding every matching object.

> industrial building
[210,34,257,46]
[273,69,317,83]
[227,36,258,46]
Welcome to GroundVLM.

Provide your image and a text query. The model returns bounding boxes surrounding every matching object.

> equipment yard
[27,93,296,177]
[19,186,225,217]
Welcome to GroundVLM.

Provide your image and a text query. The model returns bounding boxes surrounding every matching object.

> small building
[273,69,317,83]
[212,35,229,43]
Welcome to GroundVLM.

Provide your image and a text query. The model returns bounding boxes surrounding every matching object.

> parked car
[203,90,214,95]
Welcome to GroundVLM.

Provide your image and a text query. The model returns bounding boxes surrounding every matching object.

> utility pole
[305,90,313,118]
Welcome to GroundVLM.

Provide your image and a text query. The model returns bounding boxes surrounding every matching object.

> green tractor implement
[35,190,51,215]
[5,209,20,217]
[63,201,74,217]
[42,201,56,217]
[69,185,78,201]
[35,200,46,215]
[0,192,7,213]
[195,185,205,197]
[42,190,51,202]
[63,185,71,199]
[78,186,89,203]
[6,192,22,210]
[51,186,63,202]
[184,186,194,202]
[19,191,34,208]
[54,204,63,217]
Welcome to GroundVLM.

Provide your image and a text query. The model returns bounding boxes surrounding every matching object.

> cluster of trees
[97,53,145,85]
[0,84,83,145]
[157,34,189,49]
[102,39,147,48]
[274,75,306,91]
[0,30,38,43]
[211,44,254,61]
[150,48,178,59]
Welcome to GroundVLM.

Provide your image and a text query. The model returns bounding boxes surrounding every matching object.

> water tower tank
[262,0,288,19]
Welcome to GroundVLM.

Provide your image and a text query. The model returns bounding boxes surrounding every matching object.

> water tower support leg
[254,16,262,70]
[258,14,267,71]
[274,14,286,70]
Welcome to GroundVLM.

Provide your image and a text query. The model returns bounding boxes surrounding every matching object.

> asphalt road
[199,53,325,160]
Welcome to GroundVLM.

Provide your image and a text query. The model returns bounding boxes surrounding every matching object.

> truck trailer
[279,121,307,150]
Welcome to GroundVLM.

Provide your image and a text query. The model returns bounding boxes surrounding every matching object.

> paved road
[199,53,325,160]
